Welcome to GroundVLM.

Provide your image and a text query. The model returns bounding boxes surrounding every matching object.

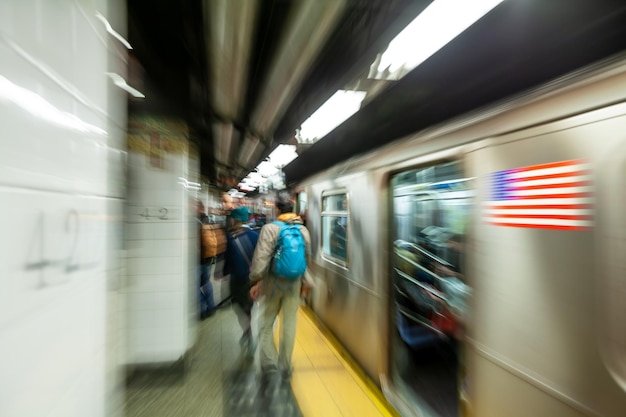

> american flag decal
[484,159,593,230]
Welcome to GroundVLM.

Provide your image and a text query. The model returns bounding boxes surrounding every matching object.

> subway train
[288,53,626,417]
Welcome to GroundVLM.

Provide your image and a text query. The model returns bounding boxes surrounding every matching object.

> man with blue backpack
[249,196,312,380]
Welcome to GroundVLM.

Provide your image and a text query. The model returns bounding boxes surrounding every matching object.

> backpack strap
[271,222,287,273]
[272,221,286,247]
[233,234,252,267]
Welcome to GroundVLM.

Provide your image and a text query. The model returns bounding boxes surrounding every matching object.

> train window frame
[320,190,349,267]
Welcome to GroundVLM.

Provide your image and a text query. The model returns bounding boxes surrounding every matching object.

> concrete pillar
[124,115,198,365]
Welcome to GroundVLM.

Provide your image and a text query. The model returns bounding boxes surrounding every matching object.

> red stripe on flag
[491,213,593,220]
[487,222,591,231]
[488,204,592,210]
[514,181,591,191]
[511,159,584,173]
[513,192,589,200]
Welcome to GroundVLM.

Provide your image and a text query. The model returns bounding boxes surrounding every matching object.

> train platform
[123,303,399,417]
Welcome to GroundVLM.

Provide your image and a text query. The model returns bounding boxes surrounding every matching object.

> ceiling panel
[127,0,626,190]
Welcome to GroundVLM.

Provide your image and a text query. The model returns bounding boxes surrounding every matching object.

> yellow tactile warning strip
[276,306,401,417]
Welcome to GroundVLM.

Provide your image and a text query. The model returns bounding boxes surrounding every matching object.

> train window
[296,191,307,216]
[295,191,308,226]
[390,160,473,417]
[321,192,348,265]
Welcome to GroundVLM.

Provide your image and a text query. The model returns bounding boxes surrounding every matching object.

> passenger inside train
[330,197,349,260]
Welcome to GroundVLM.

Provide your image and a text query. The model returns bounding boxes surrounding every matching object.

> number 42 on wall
[24,210,101,289]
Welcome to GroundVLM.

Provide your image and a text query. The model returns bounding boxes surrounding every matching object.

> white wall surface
[0,1,127,416]
[124,122,198,365]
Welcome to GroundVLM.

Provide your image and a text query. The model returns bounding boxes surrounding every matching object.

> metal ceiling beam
[249,0,347,139]
[238,133,266,171]
[204,0,258,171]
[212,122,240,167]
[204,0,258,120]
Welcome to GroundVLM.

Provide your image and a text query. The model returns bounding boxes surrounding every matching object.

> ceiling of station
[127,0,626,191]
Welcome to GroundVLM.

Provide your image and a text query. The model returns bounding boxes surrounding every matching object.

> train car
[293,54,626,417]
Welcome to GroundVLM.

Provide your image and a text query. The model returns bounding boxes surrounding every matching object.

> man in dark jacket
[249,197,313,379]
[223,206,259,357]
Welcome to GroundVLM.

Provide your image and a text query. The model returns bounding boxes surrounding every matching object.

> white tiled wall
[0,1,126,417]
[187,156,200,350]
[124,150,198,364]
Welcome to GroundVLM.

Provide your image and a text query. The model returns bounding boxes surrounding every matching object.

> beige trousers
[258,277,302,372]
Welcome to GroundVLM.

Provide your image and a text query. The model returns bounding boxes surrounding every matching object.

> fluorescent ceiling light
[371,0,504,80]
[241,178,260,187]
[299,90,366,143]
[268,144,298,168]
[244,145,296,189]
[95,12,133,49]
[246,172,264,183]
[248,145,298,184]
[0,74,107,135]
[256,160,279,178]
[238,183,256,192]
[106,73,145,98]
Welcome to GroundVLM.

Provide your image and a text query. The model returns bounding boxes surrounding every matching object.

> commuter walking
[223,206,259,357]
[249,197,313,379]
[197,200,216,319]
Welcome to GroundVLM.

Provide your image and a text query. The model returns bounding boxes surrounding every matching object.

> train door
[390,160,473,417]
[597,139,626,408]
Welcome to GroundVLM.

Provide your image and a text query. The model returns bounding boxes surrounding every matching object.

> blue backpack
[272,221,307,279]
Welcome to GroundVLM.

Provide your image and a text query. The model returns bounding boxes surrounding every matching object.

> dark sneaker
[260,366,279,386]
[240,337,256,359]
[280,366,293,380]
[245,339,256,359]
[200,309,215,320]
[239,331,254,356]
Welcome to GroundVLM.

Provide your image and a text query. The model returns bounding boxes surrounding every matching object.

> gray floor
[123,304,302,417]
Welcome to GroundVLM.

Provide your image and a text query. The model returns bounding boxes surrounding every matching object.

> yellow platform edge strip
[300,305,402,417]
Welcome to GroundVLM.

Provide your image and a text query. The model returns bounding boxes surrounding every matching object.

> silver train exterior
[293,55,626,417]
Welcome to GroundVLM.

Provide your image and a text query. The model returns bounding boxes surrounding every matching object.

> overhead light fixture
[256,160,279,178]
[240,178,260,187]
[106,72,145,98]
[240,171,268,192]
[228,190,246,198]
[267,144,298,168]
[95,12,133,49]
[299,90,367,143]
[246,172,264,184]
[238,183,256,192]
[370,0,504,81]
